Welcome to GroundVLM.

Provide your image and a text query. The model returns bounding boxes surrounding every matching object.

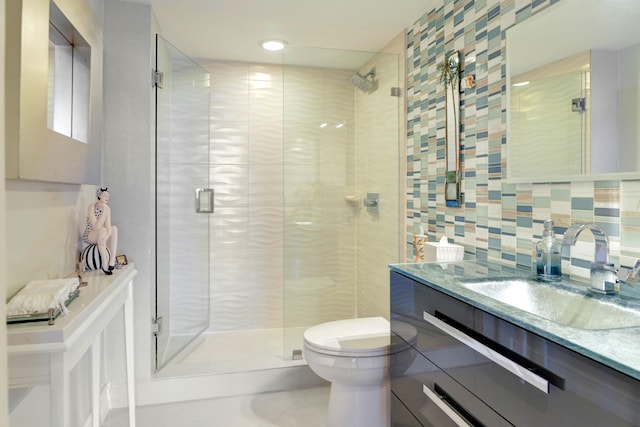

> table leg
[91,337,101,427]
[49,352,69,427]
[124,282,136,426]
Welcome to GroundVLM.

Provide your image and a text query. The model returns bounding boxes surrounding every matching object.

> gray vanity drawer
[391,391,423,427]
[391,335,512,427]
[391,271,640,427]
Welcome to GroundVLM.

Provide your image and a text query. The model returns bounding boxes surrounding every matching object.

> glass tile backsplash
[406,0,640,282]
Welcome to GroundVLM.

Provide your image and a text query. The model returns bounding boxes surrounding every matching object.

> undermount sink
[459,278,640,330]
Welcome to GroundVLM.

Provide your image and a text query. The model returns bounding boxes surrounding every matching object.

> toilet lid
[303,317,414,357]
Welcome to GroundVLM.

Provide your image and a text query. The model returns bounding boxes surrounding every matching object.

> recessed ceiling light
[513,81,530,87]
[260,39,288,51]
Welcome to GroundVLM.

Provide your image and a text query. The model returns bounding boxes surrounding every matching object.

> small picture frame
[116,254,128,266]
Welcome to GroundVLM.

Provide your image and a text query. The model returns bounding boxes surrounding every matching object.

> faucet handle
[619,259,640,287]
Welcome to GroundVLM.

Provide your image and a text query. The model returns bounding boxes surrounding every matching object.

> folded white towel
[6,278,80,316]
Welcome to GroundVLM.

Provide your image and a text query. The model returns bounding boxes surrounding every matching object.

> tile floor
[103,385,330,427]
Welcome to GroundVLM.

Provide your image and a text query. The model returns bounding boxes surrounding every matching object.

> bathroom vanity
[7,265,137,427]
[390,260,640,426]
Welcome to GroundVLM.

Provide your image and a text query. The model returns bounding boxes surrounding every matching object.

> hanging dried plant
[437,49,459,89]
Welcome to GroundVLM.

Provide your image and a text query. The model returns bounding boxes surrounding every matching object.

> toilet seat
[303,317,414,357]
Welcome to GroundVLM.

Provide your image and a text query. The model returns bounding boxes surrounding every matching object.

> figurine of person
[83,187,118,275]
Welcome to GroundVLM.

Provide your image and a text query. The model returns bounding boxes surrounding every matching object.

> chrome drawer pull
[423,311,549,394]
[423,384,473,427]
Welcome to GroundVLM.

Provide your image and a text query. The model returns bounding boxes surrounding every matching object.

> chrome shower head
[350,67,377,93]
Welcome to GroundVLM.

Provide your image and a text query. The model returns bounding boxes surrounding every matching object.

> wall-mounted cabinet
[6,0,102,184]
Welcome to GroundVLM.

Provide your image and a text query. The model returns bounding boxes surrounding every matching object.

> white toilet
[303,317,417,427]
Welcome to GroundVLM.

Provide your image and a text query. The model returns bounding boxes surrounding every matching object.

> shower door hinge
[152,70,164,89]
[152,317,164,336]
[571,97,586,112]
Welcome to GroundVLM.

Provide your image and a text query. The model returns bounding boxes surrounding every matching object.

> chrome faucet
[562,222,617,294]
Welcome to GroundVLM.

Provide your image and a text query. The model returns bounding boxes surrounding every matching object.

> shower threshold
[156,328,307,378]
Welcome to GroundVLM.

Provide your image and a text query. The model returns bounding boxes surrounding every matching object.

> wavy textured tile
[210,122,249,165]
[249,81,283,123]
[209,293,250,331]
[248,290,284,329]
[248,207,284,248]
[249,121,284,164]
[209,165,249,208]
[210,79,249,122]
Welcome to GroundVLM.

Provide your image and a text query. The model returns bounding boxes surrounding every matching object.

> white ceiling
[126,0,437,65]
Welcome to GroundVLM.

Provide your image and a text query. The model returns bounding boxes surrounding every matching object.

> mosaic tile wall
[406,0,640,282]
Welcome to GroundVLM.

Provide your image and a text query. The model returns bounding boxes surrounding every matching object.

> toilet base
[327,381,390,427]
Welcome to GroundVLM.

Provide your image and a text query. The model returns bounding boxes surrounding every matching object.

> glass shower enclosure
[153,38,401,373]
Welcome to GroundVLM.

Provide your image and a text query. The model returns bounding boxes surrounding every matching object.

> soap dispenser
[535,219,562,281]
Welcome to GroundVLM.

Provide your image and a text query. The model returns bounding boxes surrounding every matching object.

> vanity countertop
[390,260,640,381]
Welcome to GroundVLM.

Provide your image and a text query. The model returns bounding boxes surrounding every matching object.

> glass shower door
[155,35,211,370]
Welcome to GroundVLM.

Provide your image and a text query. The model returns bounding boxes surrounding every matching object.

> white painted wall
[1,0,9,424]
[102,0,156,384]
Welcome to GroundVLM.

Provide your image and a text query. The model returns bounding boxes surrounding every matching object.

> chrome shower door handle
[195,188,214,213]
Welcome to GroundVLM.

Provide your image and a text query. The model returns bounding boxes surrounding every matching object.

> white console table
[7,265,137,427]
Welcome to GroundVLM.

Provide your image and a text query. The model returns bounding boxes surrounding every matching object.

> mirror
[506,0,640,182]
[439,49,461,206]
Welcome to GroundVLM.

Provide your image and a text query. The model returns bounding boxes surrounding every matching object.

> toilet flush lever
[195,188,214,213]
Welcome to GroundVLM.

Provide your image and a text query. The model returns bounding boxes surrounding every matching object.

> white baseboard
[109,365,326,408]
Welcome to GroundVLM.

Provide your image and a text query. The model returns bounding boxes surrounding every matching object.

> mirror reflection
[506,0,640,181]
[47,0,91,143]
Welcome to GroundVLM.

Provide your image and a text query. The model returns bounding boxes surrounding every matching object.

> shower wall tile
[211,207,249,252]
[210,78,249,122]
[249,63,283,81]
[284,282,355,328]
[249,80,283,123]
[249,121,283,164]
[199,60,249,81]
[406,0,640,282]
[170,210,210,333]
[249,164,284,208]
[248,207,284,249]
[283,164,322,207]
[210,164,249,208]
[169,127,210,165]
[246,246,284,291]
[284,124,323,165]
[210,249,248,292]
[283,67,325,122]
[248,290,284,329]
[210,122,249,165]
[169,163,210,209]
[210,292,251,331]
